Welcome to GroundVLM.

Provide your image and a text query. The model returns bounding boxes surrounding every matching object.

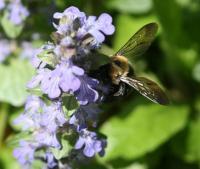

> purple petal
[75,137,85,149]
[97,13,115,35]
[59,73,81,92]
[35,132,60,148]
[64,6,86,19]
[53,12,63,19]
[13,141,35,165]
[93,140,102,152]
[84,144,95,157]
[87,16,96,24]
[46,152,57,168]
[40,68,62,99]
[75,75,99,105]
[27,69,50,89]
[71,65,84,75]
[69,115,77,125]
[47,77,61,98]
[89,29,105,43]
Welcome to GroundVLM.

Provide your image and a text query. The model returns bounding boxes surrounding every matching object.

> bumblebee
[90,22,169,105]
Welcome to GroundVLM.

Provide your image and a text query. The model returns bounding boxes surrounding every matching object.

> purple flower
[0,39,11,62]
[52,6,115,60]
[40,101,67,133]
[27,67,61,98]
[14,6,114,168]
[13,141,36,166]
[45,152,57,168]
[13,95,69,166]
[35,131,60,148]
[7,0,29,25]
[14,96,66,148]
[53,6,86,21]
[69,104,101,130]
[0,0,5,10]
[96,13,115,36]
[58,63,84,93]
[33,101,67,148]
[25,95,44,114]
[75,75,99,105]
[14,96,44,130]
[40,67,62,99]
[53,6,85,36]
[75,129,105,157]
[28,62,85,99]
[27,68,51,89]
[84,13,115,43]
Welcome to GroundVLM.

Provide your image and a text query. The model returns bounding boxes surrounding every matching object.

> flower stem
[0,103,9,148]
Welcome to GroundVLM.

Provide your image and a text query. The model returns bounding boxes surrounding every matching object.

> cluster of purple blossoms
[14,6,115,168]
[14,95,65,168]
[0,0,29,25]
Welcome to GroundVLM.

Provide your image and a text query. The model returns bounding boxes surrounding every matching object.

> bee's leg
[113,83,125,96]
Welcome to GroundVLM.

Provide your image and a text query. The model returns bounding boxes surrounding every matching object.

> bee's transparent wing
[120,76,169,105]
[115,23,158,59]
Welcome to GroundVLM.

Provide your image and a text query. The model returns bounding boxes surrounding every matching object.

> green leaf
[0,59,34,106]
[100,102,189,161]
[171,116,200,163]
[62,95,79,117]
[184,119,200,163]
[193,62,200,82]
[1,11,23,38]
[120,163,147,169]
[106,0,152,14]
[51,137,72,160]
[153,0,200,78]
[32,160,45,169]
[153,0,185,47]
[0,147,20,169]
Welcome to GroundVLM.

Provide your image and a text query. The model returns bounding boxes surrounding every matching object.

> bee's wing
[115,23,158,59]
[120,76,169,105]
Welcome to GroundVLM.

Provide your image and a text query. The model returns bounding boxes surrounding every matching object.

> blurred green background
[0,0,200,169]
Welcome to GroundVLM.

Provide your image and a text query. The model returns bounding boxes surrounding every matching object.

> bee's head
[110,55,129,84]
[112,55,129,71]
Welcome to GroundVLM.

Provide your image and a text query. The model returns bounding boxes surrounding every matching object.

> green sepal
[51,135,73,160]
[62,95,79,117]
[37,48,58,68]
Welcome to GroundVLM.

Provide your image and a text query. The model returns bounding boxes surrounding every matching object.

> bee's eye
[113,60,122,67]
